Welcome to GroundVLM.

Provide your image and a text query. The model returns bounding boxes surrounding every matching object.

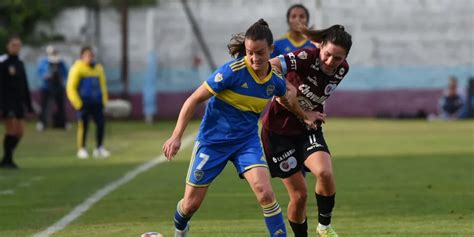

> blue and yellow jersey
[66,60,108,110]
[271,32,315,58]
[198,56,286,144]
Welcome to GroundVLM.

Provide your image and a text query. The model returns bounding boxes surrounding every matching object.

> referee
[0,35,34,169]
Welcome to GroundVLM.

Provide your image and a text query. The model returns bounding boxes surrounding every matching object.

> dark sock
[316,193,335,226]
[174,200,192,231]
[289,218,308,237]
[3,135,18,163]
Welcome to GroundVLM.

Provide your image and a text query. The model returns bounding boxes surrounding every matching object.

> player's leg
[91,104,109,158]
[235,136,287,236]
[76,107,90,158]
[38,89,49,130]
[174,185,208,236]
[243,167,287,236]
[282,172,308,237]
[304,151,337,237]
[174,141,228,236]
[261,127,305,236]
[1,118,22,168]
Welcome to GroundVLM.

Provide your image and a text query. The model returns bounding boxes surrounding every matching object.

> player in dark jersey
[0,36,34,169]
[159,19,318,237]
[271,4,316,58]
[262,25,352,237]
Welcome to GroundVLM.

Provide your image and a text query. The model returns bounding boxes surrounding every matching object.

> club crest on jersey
[297,51,308,60]
[8,65,16,76]
[214,73,223,82]
[279,156,297,172]
[266,84,276,96]
[194,170,204,181]
[324,83,338,95]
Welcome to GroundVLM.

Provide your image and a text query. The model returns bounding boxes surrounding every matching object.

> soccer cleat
[77,148,89,159]
[36,122,44,131]
[0,160,19,169]
[93,147,110,158]
[317,225,338,237]
[174,223,190,237]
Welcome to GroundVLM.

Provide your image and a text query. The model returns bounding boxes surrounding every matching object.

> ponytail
[227,33,245,59]
[298,24,352,55]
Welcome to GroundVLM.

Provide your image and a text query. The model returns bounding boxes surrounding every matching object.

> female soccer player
[162,19,317,237]
[67,47,110,159]
[271,4,315,58]
[262,25,352,237]
[0,36,34,169]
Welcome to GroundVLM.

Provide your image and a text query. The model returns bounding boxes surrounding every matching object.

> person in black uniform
[0,35,34,169]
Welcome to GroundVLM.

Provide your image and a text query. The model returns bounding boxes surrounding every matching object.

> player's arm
[66,63,83,110]
[163,84,213,160]
[98,64,109,107]
[275,82,324,128]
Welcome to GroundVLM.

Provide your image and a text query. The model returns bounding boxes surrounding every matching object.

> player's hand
[303,111,326,129]
[162,136,181,161]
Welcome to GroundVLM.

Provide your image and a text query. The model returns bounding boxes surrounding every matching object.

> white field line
[33,133,196,237]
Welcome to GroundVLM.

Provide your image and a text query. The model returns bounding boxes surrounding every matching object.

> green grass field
[0,119,473,237]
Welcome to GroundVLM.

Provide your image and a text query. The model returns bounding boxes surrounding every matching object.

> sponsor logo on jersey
[306,75,318,86]
[287,52,297,70]
[266,84,276,96]
[241,82,248,88]
[338,67,345,75]
[310,58,321,71]
[298,96,318,111]
[334,74,344,80]
[324,83,338,95]
[307,134,324,151]
[297,51,308,60]
[298,84,328,104]
[214,73,223,82]
[272,149,296,163]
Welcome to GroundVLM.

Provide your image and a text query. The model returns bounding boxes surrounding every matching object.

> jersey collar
[244,56,272,84]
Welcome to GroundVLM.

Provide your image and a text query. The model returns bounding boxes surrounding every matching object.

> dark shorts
[261,127,330,178]
[1,105,25,119]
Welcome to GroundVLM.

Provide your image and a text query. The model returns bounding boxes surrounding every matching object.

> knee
[289,190,307,207]
[255,186,275,205]
[315,169,333,181]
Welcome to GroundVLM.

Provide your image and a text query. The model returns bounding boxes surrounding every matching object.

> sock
[2,135,19,163]
[289,218,307,237]
[316,193,335,226]
[262,201,287,236]
[174,199,192,231]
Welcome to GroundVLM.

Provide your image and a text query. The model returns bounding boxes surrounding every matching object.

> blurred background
[1,0,473,120]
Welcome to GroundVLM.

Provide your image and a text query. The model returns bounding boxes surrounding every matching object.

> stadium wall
[21,0,474,119]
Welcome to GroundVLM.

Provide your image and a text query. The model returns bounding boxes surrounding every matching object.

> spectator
[439,77,464,119]
[67,46,110,159]
[36,45,68,131]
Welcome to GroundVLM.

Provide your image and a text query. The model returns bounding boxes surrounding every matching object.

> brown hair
[227,19,273,58]
[299,24,352,55]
